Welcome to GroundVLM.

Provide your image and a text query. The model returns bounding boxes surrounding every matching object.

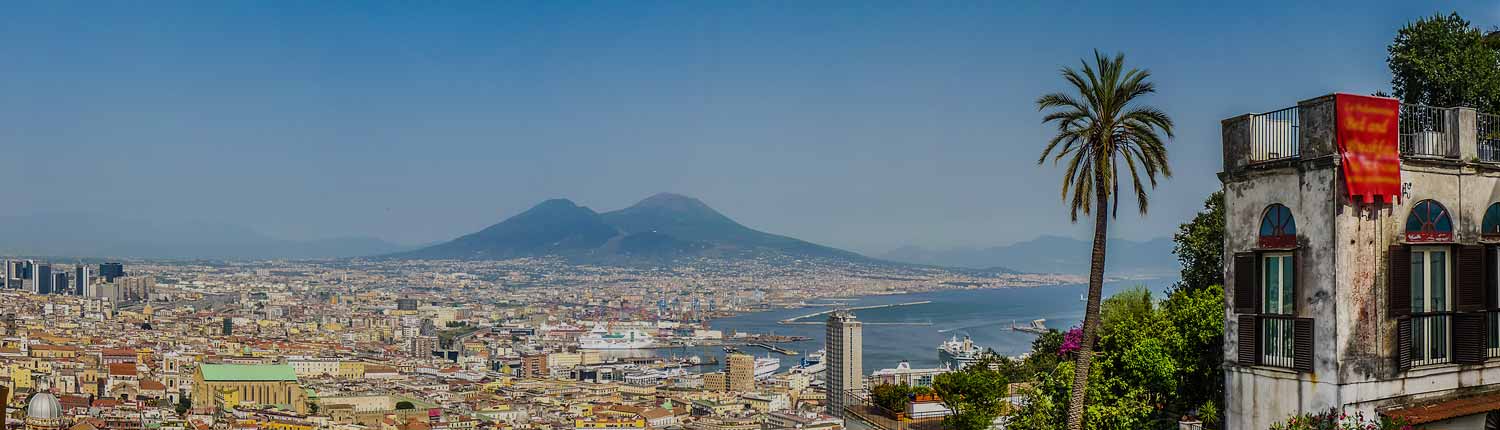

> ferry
[755,356,780,380]
[791,350,826,375]
[578,323,656,349]
[938,335,985,369]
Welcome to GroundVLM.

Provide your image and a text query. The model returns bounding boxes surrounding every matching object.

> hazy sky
[3,1,1497,254]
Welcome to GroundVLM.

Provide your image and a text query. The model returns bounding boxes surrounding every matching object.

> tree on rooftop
[1388,12,1500,112]
[1036,50,1174,430]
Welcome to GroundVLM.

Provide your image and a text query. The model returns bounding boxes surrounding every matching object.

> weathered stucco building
[1222,94,1500,429]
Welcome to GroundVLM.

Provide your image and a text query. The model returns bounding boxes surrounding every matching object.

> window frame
[1410,245,1453,366]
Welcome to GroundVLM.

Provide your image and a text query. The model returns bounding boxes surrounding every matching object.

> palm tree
[1036,50,1173,430]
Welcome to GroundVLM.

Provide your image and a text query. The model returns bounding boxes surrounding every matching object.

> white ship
[791,350,826,375]
[578,323,656,350]
[938,335,986,369]
[755,356,780,380]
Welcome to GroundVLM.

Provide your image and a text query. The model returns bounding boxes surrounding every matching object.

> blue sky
[3,1,1497,254]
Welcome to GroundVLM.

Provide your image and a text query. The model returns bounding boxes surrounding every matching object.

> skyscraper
[52,272,67,295]
[825,310,862,416]
[34,264,52,295]
[726,352,755,392]
[98,263,125,282]
[73,265,88,296]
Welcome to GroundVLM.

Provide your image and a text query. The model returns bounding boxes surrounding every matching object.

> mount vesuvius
[385,193,875,264]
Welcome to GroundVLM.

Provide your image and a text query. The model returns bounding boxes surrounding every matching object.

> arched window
[1405,200,1454,242]
[1483,203,1500,240]
[1259,204,1297,249]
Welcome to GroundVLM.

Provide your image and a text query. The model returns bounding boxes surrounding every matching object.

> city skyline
[6,2,1496,255]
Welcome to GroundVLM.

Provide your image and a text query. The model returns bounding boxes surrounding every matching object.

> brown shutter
[1489,246,1498,310]
[1293,318,1314,372]
[1389,245,1411,318]
[1397,318,1413,370]
[1458,245,1486,312]
[1234,252,1259,314]
[1453,312,1487,364]
[1237,314,1259,365]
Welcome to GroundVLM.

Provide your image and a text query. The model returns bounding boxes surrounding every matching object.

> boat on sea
[791,350,826,375]
[578,323,655,349]
[1010,319,1049,334]
[755,356,780,380]
[938,335,986,369]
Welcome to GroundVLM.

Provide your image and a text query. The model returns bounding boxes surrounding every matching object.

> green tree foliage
[176,395,191,416]
[1010,285,1225,430]
[931,359,1009,430]
[1388,12,1500,112]
[1172,191,1224,293]
[396,400,416,410]
[869,383,932,415]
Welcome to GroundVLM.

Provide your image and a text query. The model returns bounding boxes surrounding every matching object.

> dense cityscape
[0,256,1074,430]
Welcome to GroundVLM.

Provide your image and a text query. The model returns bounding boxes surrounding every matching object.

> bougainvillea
[1059,325,1084,356]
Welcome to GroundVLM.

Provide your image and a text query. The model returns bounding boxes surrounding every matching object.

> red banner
[1335,94,1401,204]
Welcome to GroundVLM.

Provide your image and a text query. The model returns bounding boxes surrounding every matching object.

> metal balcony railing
[1248,106,1299,163]
[1399,104,1458,158]
[1259,315,1297,369]
[1412,313,1452,366]
[1480,112,1500,163]
[1488,310,1500,358]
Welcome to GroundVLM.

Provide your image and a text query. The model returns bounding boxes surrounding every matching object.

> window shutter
[1453,312,1487,364]
[1234,252,1259,314]
[1489,246,1498,310]
[1237,314,1259,365]
[1397,318,1413,371]
[1293,318,1314,372]
[1458,245,1487,312]
[1389,245,1411,318]
[1293,248,1302,314]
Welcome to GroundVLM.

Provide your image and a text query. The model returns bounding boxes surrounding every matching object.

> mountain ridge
[389,193,879,265]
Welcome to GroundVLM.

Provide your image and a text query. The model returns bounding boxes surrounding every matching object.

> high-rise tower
[825,310,862,416]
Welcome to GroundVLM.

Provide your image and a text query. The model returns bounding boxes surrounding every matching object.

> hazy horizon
[4,1,1496,256]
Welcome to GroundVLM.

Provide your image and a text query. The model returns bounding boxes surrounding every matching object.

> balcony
[1410,313,1452,367]
[1223,94,1500,173]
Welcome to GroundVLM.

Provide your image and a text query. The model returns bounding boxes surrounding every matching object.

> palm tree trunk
[1065,170,1110,430]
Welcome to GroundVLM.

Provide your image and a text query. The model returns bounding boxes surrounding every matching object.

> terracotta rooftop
[1383,390,1500,424]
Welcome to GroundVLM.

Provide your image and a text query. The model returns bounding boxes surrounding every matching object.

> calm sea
[604,279,1176,374]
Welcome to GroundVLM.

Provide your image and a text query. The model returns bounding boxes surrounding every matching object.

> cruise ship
[791,350,826,375]
[937,335,986,369]
[578,323,656,349]
[755,356,780,380]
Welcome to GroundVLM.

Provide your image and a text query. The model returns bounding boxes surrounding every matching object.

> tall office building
[73,265,88,296]
[34,264,52,295]
[726,352,755,392]
[52,272,67,295]
[825,310,862,416]
[98,263,125,283]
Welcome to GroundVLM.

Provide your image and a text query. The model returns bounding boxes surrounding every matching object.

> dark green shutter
[1293,318,1314,372]
[1234,252,1259,314]
[1454,312,1486,364]
[1397,318,1413,370]
[1237,314,1259,365]
[1389,245,1411,318]
[1458,245,1486,312]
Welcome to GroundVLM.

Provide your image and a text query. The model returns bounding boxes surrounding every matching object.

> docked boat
[938,335,986,369]
[791,350,826,375]
[755,356,780,380]
[578,323,655,349]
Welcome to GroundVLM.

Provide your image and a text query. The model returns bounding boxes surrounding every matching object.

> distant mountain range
[879,235,1177,276]
[387,193,875,265]
[0,212,412,260]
